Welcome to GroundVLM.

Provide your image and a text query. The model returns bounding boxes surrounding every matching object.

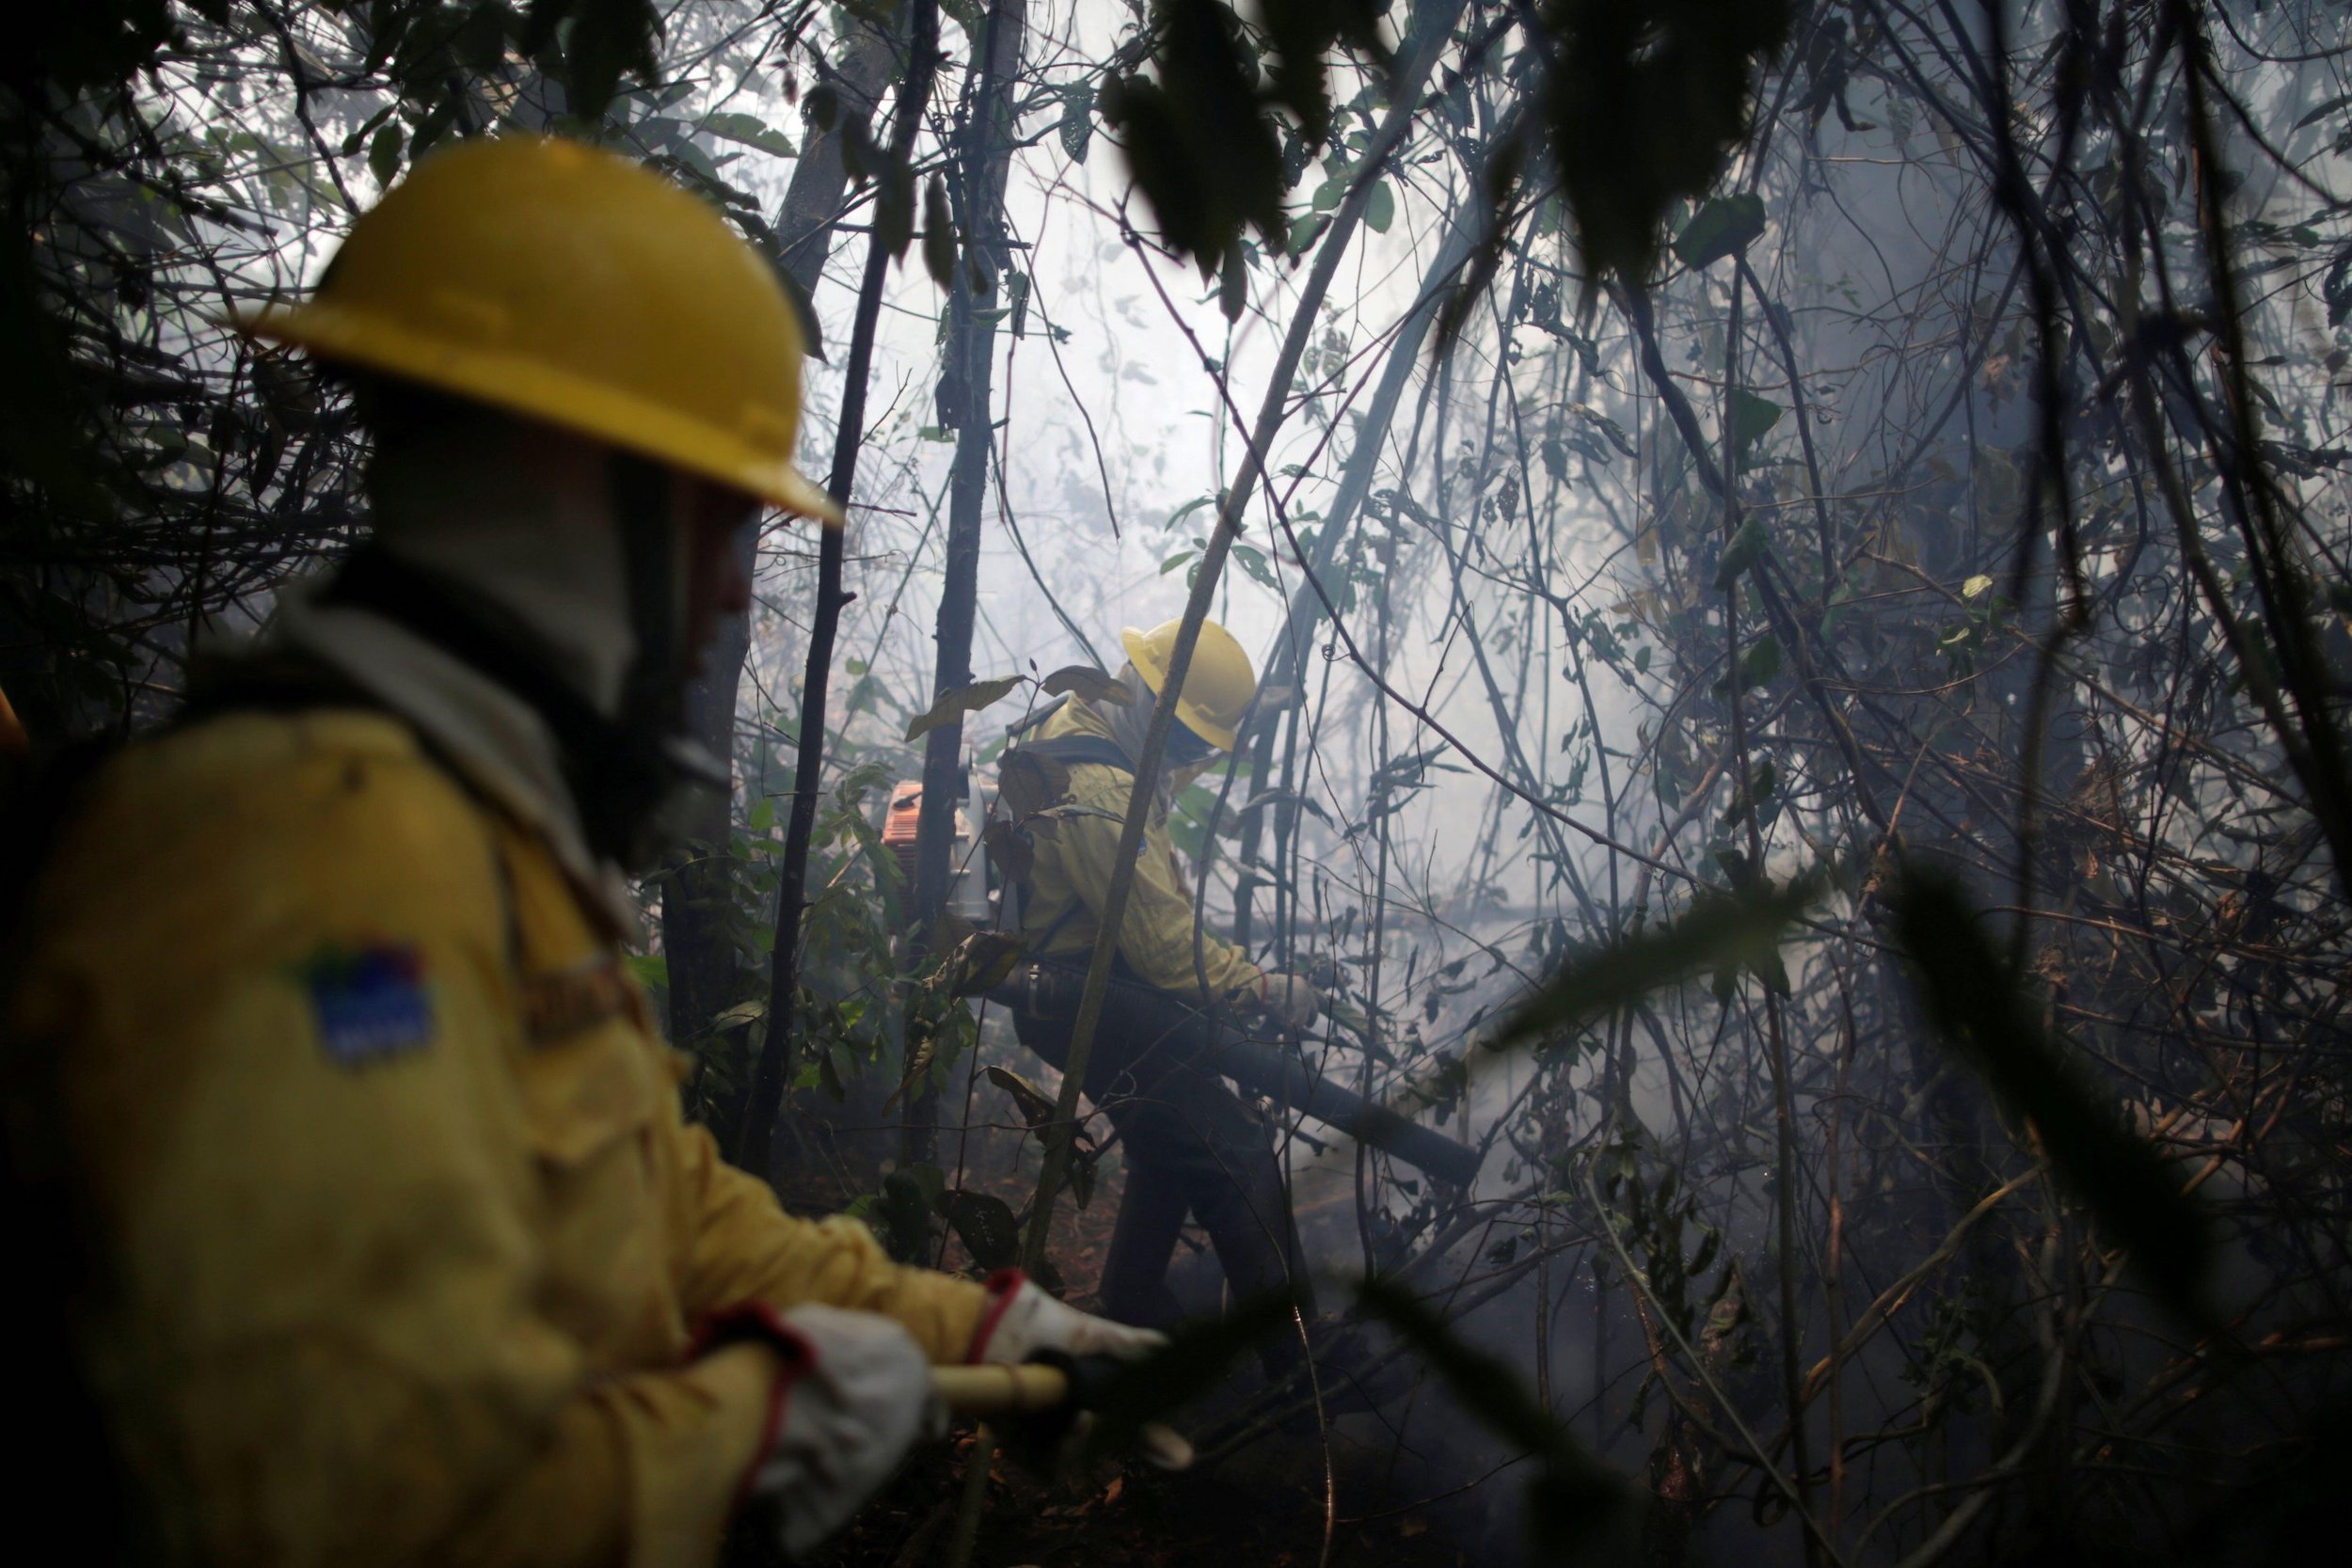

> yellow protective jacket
[7,708,989,1568]
[1014,697,1265,1002]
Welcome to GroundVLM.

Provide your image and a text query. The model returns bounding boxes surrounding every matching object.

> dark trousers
[1013,971,1313,1365]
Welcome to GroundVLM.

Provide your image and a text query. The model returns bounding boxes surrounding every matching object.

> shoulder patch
[296,943,435,1068]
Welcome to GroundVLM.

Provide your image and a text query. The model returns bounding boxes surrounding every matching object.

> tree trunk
[660,11,901,1085]
[738,0,943,1182]
[903,0,1027,1167]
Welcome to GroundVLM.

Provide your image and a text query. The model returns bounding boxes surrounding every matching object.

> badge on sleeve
[297,943,435,1068]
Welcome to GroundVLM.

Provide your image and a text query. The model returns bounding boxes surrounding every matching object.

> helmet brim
[237,300,845,527]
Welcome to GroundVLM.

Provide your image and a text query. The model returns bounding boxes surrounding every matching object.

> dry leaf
[997,750,1072,823]
[982,819,1035,884]
[1042,665,1134,705]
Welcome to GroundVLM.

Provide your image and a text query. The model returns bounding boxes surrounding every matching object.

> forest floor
[770,1085,1494,1568]
[812,1433,1481,1568]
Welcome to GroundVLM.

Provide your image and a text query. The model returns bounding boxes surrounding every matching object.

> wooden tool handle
[930,1362,1073,1415]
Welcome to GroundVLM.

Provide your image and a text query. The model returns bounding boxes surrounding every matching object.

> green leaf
[340,103,395,158]
[1288,212,1329,256]
[1364,178,1395,234]
[903,673,1025,742]
[1311,174,1348,213]
[1671,192,1768,270]
[1231,540,1280,591]
[1733,633,1781,690]
[2293,94,2352,132]
[1729,388,1783,449]
[368,123,405,187]
[871,1164,945,1259]
[657,133,726,190]
[1963,573,1995,599]
[698,110,794,157]
[1887,867,2217,1325]
[1218,238,1248,325]
[1712,516,1769,590]
[1489,871,1822,1052]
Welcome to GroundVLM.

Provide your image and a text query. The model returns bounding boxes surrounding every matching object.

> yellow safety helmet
[236,135,839,524]
[1120,617,1257,751]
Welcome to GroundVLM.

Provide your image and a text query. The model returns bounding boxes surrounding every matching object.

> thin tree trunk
[661,10,900,1086]
[904,0,1027,1168]
[738,0,943,1181]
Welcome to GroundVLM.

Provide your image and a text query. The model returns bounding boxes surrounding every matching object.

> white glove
[707,1302,946,1560]
[1259,972,1324,1032]
[970,1270,1166,1365]
[967,1272,1190,1472]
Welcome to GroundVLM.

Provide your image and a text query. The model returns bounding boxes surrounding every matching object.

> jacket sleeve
[1051,765,1266,1000]
[11,733,777,1568]
[669,1120,991,1362]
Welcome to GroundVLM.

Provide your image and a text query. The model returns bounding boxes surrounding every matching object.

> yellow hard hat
[1120,617,1256,751]
[236,135,839,524]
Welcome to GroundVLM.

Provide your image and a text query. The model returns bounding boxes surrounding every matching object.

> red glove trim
[965,1268,1028,1364]
[690,1303,816,1510]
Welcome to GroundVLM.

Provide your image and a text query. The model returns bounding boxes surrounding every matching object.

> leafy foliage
[1100,0,1293,267]
[1540,0,1793,282]
[520,0,663,120]
[1488,870,1822,1051]
[14,3,2352,1561]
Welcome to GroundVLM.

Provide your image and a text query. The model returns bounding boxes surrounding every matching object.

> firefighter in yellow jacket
[1,136,1153,1567]
[1002,622,1325,1370]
